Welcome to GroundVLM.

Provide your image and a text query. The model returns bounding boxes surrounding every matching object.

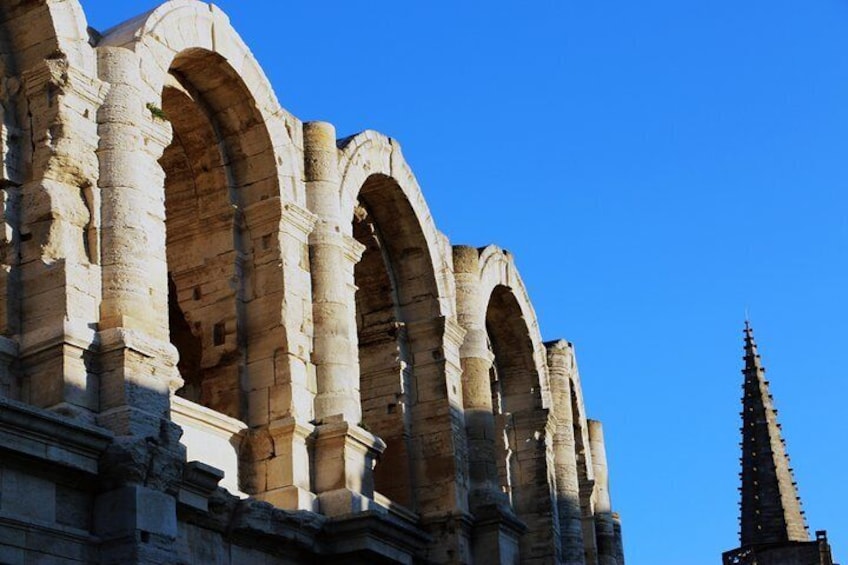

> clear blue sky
[81,2,848,563]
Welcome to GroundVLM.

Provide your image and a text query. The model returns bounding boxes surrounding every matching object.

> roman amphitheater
[0,1,623,563]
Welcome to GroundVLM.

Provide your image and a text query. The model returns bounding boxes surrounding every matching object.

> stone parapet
[0,395,111,474]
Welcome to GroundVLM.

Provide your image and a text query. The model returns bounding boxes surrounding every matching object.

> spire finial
[743,319,759,369]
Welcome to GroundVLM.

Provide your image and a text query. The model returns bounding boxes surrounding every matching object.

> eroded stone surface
[0,1,623,563]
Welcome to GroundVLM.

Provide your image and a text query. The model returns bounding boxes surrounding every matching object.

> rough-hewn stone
[0,1,624,563]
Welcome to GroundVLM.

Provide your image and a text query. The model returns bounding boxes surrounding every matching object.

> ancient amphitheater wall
[0,2,624,562]
[95,0,319,508]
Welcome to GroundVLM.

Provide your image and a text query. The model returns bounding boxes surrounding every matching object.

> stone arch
[156,60,262,419]
[476,245,558,560]
[338,131,454,316]
[98,0,303,207]
[97,2,314,499]
[0,0,99,188]
[338,131,463,516]
[477,245,550,406]
[0,0,102,413]
[0,0,94,76]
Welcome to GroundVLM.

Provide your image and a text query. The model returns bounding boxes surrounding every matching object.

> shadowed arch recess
[351,172,442,512]
[477,246,558,558]
[478,245,550,406]
[338,131,453,316]
[341,133,463,517]
[158,47,285,425]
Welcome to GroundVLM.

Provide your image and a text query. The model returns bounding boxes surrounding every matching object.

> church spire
[738,321,809,547]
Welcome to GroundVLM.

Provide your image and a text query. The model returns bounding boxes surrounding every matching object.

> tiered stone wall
[0,1,625,563]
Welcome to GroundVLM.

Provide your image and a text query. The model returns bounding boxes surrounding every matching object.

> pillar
[15,59,106,419]
[93,44,185,564]
[589,419,617,565]
[304,121,384,516]
[96,46,181,437]
[547,340,587,565]
[244,202,318,511]
[404,315,474,564]
[613,512,625,565]
[453,246,500,504]
[453,245,523,563]
[305,121,359,421]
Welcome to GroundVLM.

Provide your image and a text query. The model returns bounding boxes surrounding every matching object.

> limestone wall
[0,1,624,563]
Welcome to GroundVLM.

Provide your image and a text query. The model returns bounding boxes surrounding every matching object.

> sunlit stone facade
[0,1,622,562]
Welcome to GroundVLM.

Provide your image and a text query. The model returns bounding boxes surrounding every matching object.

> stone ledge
[320,510,432,565]
[171,395,247,498]
[97,327,177,363]
[179,461,224,512]
[177,488,430,563]
[472,502,528,536]
[171,395,247,437]
[280,202,318,236]
[0,396,112,475]
[373,491,419,524]
[18,319,97,358]
[178,490,326,558]
[313,418,387,453]
[0,336,18,359]
[0,513,99,562]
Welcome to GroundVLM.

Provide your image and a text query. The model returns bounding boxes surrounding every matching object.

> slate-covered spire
[738,321,809,547]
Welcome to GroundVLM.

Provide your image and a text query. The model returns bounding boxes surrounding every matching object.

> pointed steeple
[738,321,809,547]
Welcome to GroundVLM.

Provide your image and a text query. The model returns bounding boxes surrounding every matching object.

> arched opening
[486,286,541,501]
[157,49,284,494]
[485,284,549,552]
[160,71,240,414]
[351,173,441,512]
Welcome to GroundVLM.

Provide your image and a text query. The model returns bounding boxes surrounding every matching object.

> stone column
[304,121,384,516]
[271,202,319,424]
[589,419,617,565]
[453,245,523,563]
[583,512,600,565]
[304,121,359,421]
[566,360,599,565]
[93,45,186,565]
[547,340,587,565]
[453,246,499,504]
[96,46,181,437]
[613,512,625,565]
[14,60,107,418]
